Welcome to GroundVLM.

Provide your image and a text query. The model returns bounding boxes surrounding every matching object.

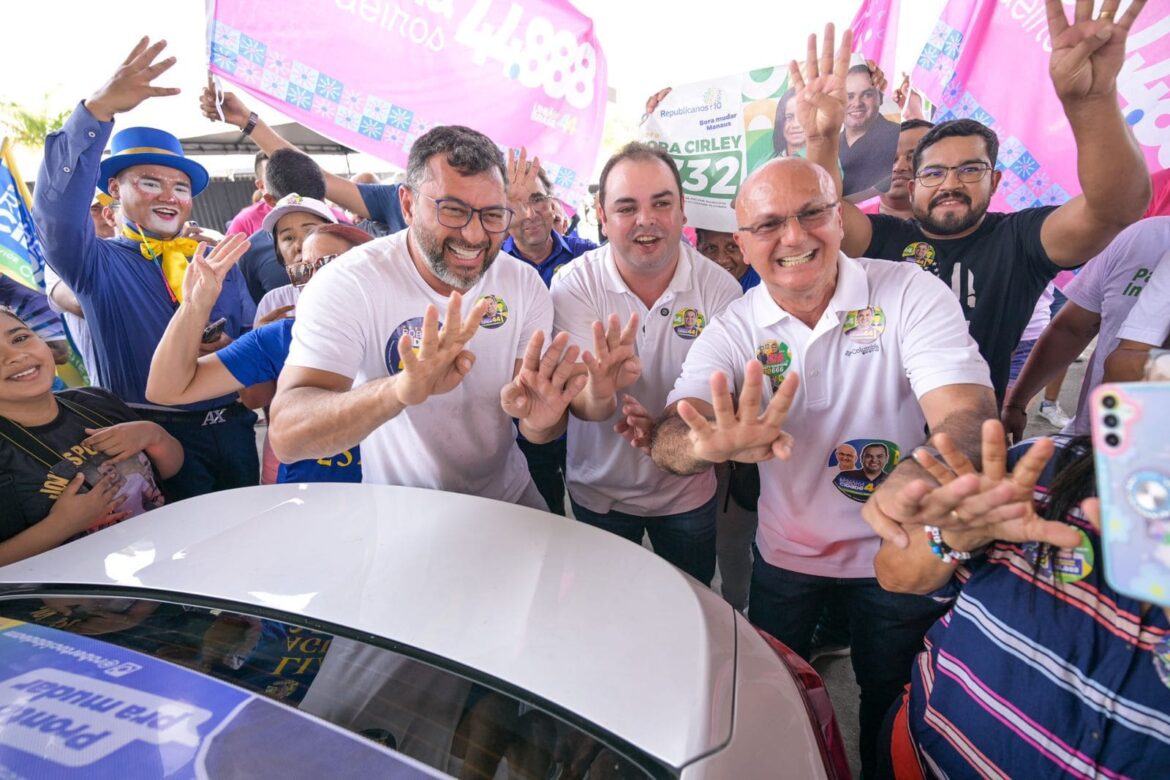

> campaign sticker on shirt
[843,306,885,344]
[385,316,428,375]
[829,439,901,503]
[902,241,936,270]
[755,340,792,391]
[1052,528,1095,583]
[479,295,509,329]
[672,307,706,340]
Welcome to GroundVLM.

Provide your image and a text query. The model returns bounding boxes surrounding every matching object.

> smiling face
[844,71,880,133]
[861,443,888,478]
[887,126,930,204]
[275,211,331,268]
[835,445,857,471]
[910,134,1000,238]
[508,173,555,262]
[856,308,874,328]
[696,229,747,279]
[0,311,55,405]
[734,159,843,315]
[599,156,686,278]
[109,164,193,237]
[402,155,508,294]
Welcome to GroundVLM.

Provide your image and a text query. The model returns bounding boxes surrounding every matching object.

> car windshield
[0,593,665,779]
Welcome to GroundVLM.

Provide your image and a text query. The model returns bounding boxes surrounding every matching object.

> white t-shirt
[551,242,742,515]
[285,231,552,504]
[1064,218,1170,434]
[42,263,99,383]
[255,284,299,326]
[1116,247,1170,349]
[1019,283,1055,342]
[667,254,991,578]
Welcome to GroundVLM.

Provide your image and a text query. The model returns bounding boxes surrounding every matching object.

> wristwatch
[242,111,259,137]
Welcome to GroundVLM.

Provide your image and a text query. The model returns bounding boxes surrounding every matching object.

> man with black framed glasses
[268,125,586,509]
[795,8,1152,405]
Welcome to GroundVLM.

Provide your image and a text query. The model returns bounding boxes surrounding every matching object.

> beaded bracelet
[924,524,972,564]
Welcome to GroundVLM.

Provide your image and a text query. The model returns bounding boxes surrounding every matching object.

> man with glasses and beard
[795,7,1152,405]
[268,126,586,509]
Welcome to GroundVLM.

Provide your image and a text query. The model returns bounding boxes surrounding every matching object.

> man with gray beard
[269,125,586,508]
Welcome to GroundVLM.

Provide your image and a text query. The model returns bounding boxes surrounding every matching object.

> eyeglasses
[736,201,839,238]
[414,191,513,233]
[287,254,338,287]
[914,163,993,188]
[521,193,554,214]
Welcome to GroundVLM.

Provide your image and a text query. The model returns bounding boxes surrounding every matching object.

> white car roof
[0,484,737,768]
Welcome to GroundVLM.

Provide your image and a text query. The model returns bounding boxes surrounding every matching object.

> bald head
[732,156,844,321]
[736,157,836,224]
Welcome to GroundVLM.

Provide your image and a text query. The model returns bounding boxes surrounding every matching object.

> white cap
[262,194,337,233]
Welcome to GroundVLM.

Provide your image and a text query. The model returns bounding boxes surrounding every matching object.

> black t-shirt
[839,115,901,197]
[864,207,1061,403]
[0,388,164,541]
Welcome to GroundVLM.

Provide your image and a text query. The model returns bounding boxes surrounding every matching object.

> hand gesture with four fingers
[393,293,489,407]
[86,37,181,122]
[506,147,543,212]
[581,313,641,402]
[1046,0,1147,104]
[788,23,853,144]
[862,419,1085,550]
[182,234,251,311]
[677,361,800,465]
[500,330,588,432]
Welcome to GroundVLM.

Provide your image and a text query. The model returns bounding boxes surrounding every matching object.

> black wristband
[242,111,258,137]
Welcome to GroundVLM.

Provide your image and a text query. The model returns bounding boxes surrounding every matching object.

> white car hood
[0,484,737,768]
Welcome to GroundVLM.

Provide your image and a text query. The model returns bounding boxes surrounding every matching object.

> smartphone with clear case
[1090,381,1170,606]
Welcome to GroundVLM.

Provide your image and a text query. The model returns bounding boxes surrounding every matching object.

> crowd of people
[2,1,1170,777]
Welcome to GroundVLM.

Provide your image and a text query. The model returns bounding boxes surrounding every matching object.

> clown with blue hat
[32,35,260,501]
[99,125,210,197]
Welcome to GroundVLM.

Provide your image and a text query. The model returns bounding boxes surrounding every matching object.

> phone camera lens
[1105,433,1120,447]
[1104,414,1119,428]
[1102,395,1117,409]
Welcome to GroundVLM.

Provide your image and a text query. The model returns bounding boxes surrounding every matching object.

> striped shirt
[907,441,1170,779]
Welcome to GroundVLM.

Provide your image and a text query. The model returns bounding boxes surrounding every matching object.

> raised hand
[613,394,654,455]
[500,330,587,434]
[643,87,673,119]
[394,292,489,407]
[1046,0,1147,104]
[676,361,800,464]
[85,37,180,122]
[862,419,1085,549]
[788,23,853,144]
[506,147,543,209]
[181,234,251,311]
[199,84,252,129]
[581,313,641,401]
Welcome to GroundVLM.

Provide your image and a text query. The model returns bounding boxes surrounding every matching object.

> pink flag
[207,0,607,203]
[912,1,1169,212]
[851,0,901,80]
